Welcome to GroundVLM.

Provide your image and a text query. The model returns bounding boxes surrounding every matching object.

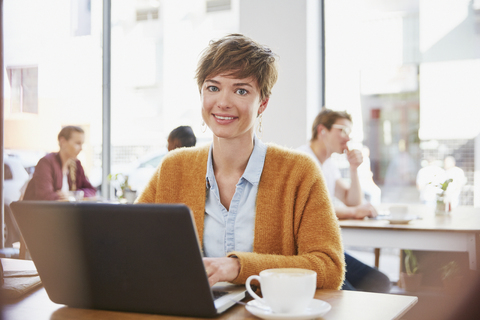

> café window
[71,0,91,36]
[325,0,480,206]
[6,66,39,114]
[136,8,159,21]
[206,0,231,13]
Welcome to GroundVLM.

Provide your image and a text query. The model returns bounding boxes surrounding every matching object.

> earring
[201,120,207,133]
[257,113,263,135]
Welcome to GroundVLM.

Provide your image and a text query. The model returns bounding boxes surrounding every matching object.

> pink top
[23,153,96,200]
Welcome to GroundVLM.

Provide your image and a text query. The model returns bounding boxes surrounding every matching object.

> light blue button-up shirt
[203,135,267,257]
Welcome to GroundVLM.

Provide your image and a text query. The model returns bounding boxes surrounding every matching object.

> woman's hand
[203,257,240,286]
[56,190,69,200]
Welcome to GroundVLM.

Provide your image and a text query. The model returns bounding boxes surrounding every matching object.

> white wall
[162,0,240,145]
[239,0,322,148]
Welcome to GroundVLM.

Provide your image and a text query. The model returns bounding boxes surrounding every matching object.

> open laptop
[10,201,246,317]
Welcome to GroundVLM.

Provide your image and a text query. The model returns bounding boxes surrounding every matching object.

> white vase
[123,189,137,204]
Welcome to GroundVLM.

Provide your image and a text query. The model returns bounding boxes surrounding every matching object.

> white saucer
[386,218,414,224]
[381,214,419,224]
[245,299,332,320]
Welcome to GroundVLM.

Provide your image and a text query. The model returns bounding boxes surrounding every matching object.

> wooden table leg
[374,248,381,268]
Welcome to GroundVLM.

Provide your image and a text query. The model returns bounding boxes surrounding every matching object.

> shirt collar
[242,134,267,186]
[206,134,267,187]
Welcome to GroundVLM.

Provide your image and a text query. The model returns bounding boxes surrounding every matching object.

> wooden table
[339,205,480,270]
[2,259,418,320]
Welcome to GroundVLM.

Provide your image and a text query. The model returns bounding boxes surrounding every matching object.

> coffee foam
[262,268,315,277]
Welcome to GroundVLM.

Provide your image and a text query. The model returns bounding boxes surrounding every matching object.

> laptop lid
[11,201,245,317]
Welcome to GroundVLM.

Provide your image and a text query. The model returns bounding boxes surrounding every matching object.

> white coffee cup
[389,205,408,220]
[245,268,316,314]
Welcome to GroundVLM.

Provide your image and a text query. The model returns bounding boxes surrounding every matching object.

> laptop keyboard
[213,291,229,300]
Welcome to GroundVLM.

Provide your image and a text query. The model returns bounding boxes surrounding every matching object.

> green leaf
[404,250,418,275]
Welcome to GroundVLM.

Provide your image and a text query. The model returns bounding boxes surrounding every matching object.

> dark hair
[195,33,278,101]
[58,126,84,141]
[168,126,196,148]
[311,109,352,141]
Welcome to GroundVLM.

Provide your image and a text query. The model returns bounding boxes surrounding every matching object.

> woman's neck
[211,134,254,175]
[58,151,72,174]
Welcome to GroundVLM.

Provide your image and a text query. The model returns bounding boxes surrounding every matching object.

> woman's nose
[217,91,232,108]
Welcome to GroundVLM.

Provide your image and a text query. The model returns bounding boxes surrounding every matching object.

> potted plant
[435,178,453,215]
[108,173,137,203]
[400,250,423,292]
[440,260,462,293]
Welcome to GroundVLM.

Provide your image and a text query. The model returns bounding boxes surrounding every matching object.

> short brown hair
[311,109,352,141]
[195,34,278,101]
[168,126,196,148]
[58,126,84,141]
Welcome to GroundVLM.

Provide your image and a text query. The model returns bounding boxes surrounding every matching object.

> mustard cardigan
[136,143,345,289]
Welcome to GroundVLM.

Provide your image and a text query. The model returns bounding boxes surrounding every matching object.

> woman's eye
[236,88,248,95]
[207,86,219,92]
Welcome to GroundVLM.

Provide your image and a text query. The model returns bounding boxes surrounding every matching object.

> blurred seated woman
[23,126,97,200]
[136,34,345,289]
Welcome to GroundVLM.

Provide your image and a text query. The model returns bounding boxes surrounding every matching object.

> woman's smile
[213,113,238,122]
[214,114,237,120]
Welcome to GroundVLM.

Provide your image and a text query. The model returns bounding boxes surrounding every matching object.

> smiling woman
[136,34,345,290]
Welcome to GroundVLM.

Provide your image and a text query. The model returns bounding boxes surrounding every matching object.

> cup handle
[245,275,265,304]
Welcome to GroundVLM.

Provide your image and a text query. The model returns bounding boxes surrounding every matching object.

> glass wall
[4,0,103,182]
[104,0,238,192]
[5,0,479,218]
[325,0,480,207]
[4,0,239,197]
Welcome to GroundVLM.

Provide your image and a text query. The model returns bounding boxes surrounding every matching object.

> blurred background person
[23,126,96,201]
[444,156,466,208]
[298,109,378,219]
[167,125,197,151]
[297,108,391,293]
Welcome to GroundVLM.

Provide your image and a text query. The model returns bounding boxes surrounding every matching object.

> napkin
[2,269,42,299]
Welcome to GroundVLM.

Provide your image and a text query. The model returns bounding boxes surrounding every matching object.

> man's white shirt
[296,144,341,198]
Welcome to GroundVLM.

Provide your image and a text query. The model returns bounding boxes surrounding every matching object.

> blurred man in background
[167,126,197,151]
[298,109,391,293]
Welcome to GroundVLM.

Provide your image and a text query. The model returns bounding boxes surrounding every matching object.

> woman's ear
[58,137,66,149]
[258,98,269,116]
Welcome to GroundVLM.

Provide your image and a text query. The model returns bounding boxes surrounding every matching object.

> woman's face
[201,73,268,142]
[60,132,84,159]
